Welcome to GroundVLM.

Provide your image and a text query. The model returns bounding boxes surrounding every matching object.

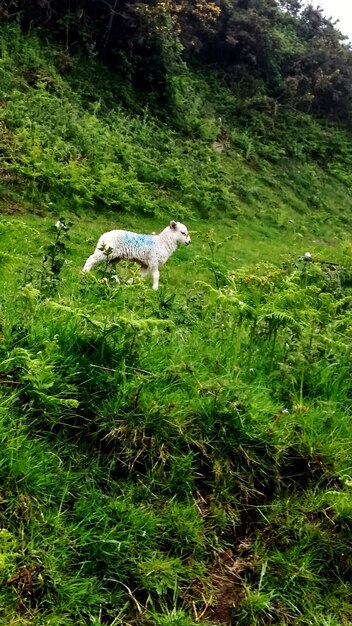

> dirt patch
[188,546,255,625]
[0,199,26,215]
[1,564,45,614]
[0,199,45,217]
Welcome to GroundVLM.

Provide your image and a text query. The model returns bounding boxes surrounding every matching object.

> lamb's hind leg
[106,258,121,273]
[82,250,106,272]
[140,264,150,280]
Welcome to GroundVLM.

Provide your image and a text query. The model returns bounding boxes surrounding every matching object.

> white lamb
[82,220,191,290]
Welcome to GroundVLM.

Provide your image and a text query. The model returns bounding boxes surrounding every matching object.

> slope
[1,23,352,626]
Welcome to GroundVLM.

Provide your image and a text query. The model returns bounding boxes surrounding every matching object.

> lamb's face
[170,221,191,245]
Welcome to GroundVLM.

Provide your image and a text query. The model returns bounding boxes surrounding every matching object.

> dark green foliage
[39,217,72,294]
[3,0,352,127]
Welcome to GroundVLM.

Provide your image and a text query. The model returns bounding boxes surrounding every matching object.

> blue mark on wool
[123,232,155,249]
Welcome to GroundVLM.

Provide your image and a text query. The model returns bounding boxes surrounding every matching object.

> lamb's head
[169,220,191,246]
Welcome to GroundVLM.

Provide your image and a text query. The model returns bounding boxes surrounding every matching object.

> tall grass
[1,214,352,625]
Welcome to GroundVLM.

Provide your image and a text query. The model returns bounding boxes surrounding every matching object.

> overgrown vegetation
[1,21,352,234]
[1,11,352,626]
[4,0,352,127]
[2,214,352,626]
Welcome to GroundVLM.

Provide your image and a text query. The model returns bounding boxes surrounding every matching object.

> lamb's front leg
[150,266,160,290]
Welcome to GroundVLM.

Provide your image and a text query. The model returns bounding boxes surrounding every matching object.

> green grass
[1,20,352,626]
[1,212,352,625]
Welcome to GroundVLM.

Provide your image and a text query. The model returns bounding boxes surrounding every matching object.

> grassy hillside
[1,23,352,626]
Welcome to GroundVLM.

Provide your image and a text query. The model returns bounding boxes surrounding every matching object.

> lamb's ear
[170,220,177,230]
